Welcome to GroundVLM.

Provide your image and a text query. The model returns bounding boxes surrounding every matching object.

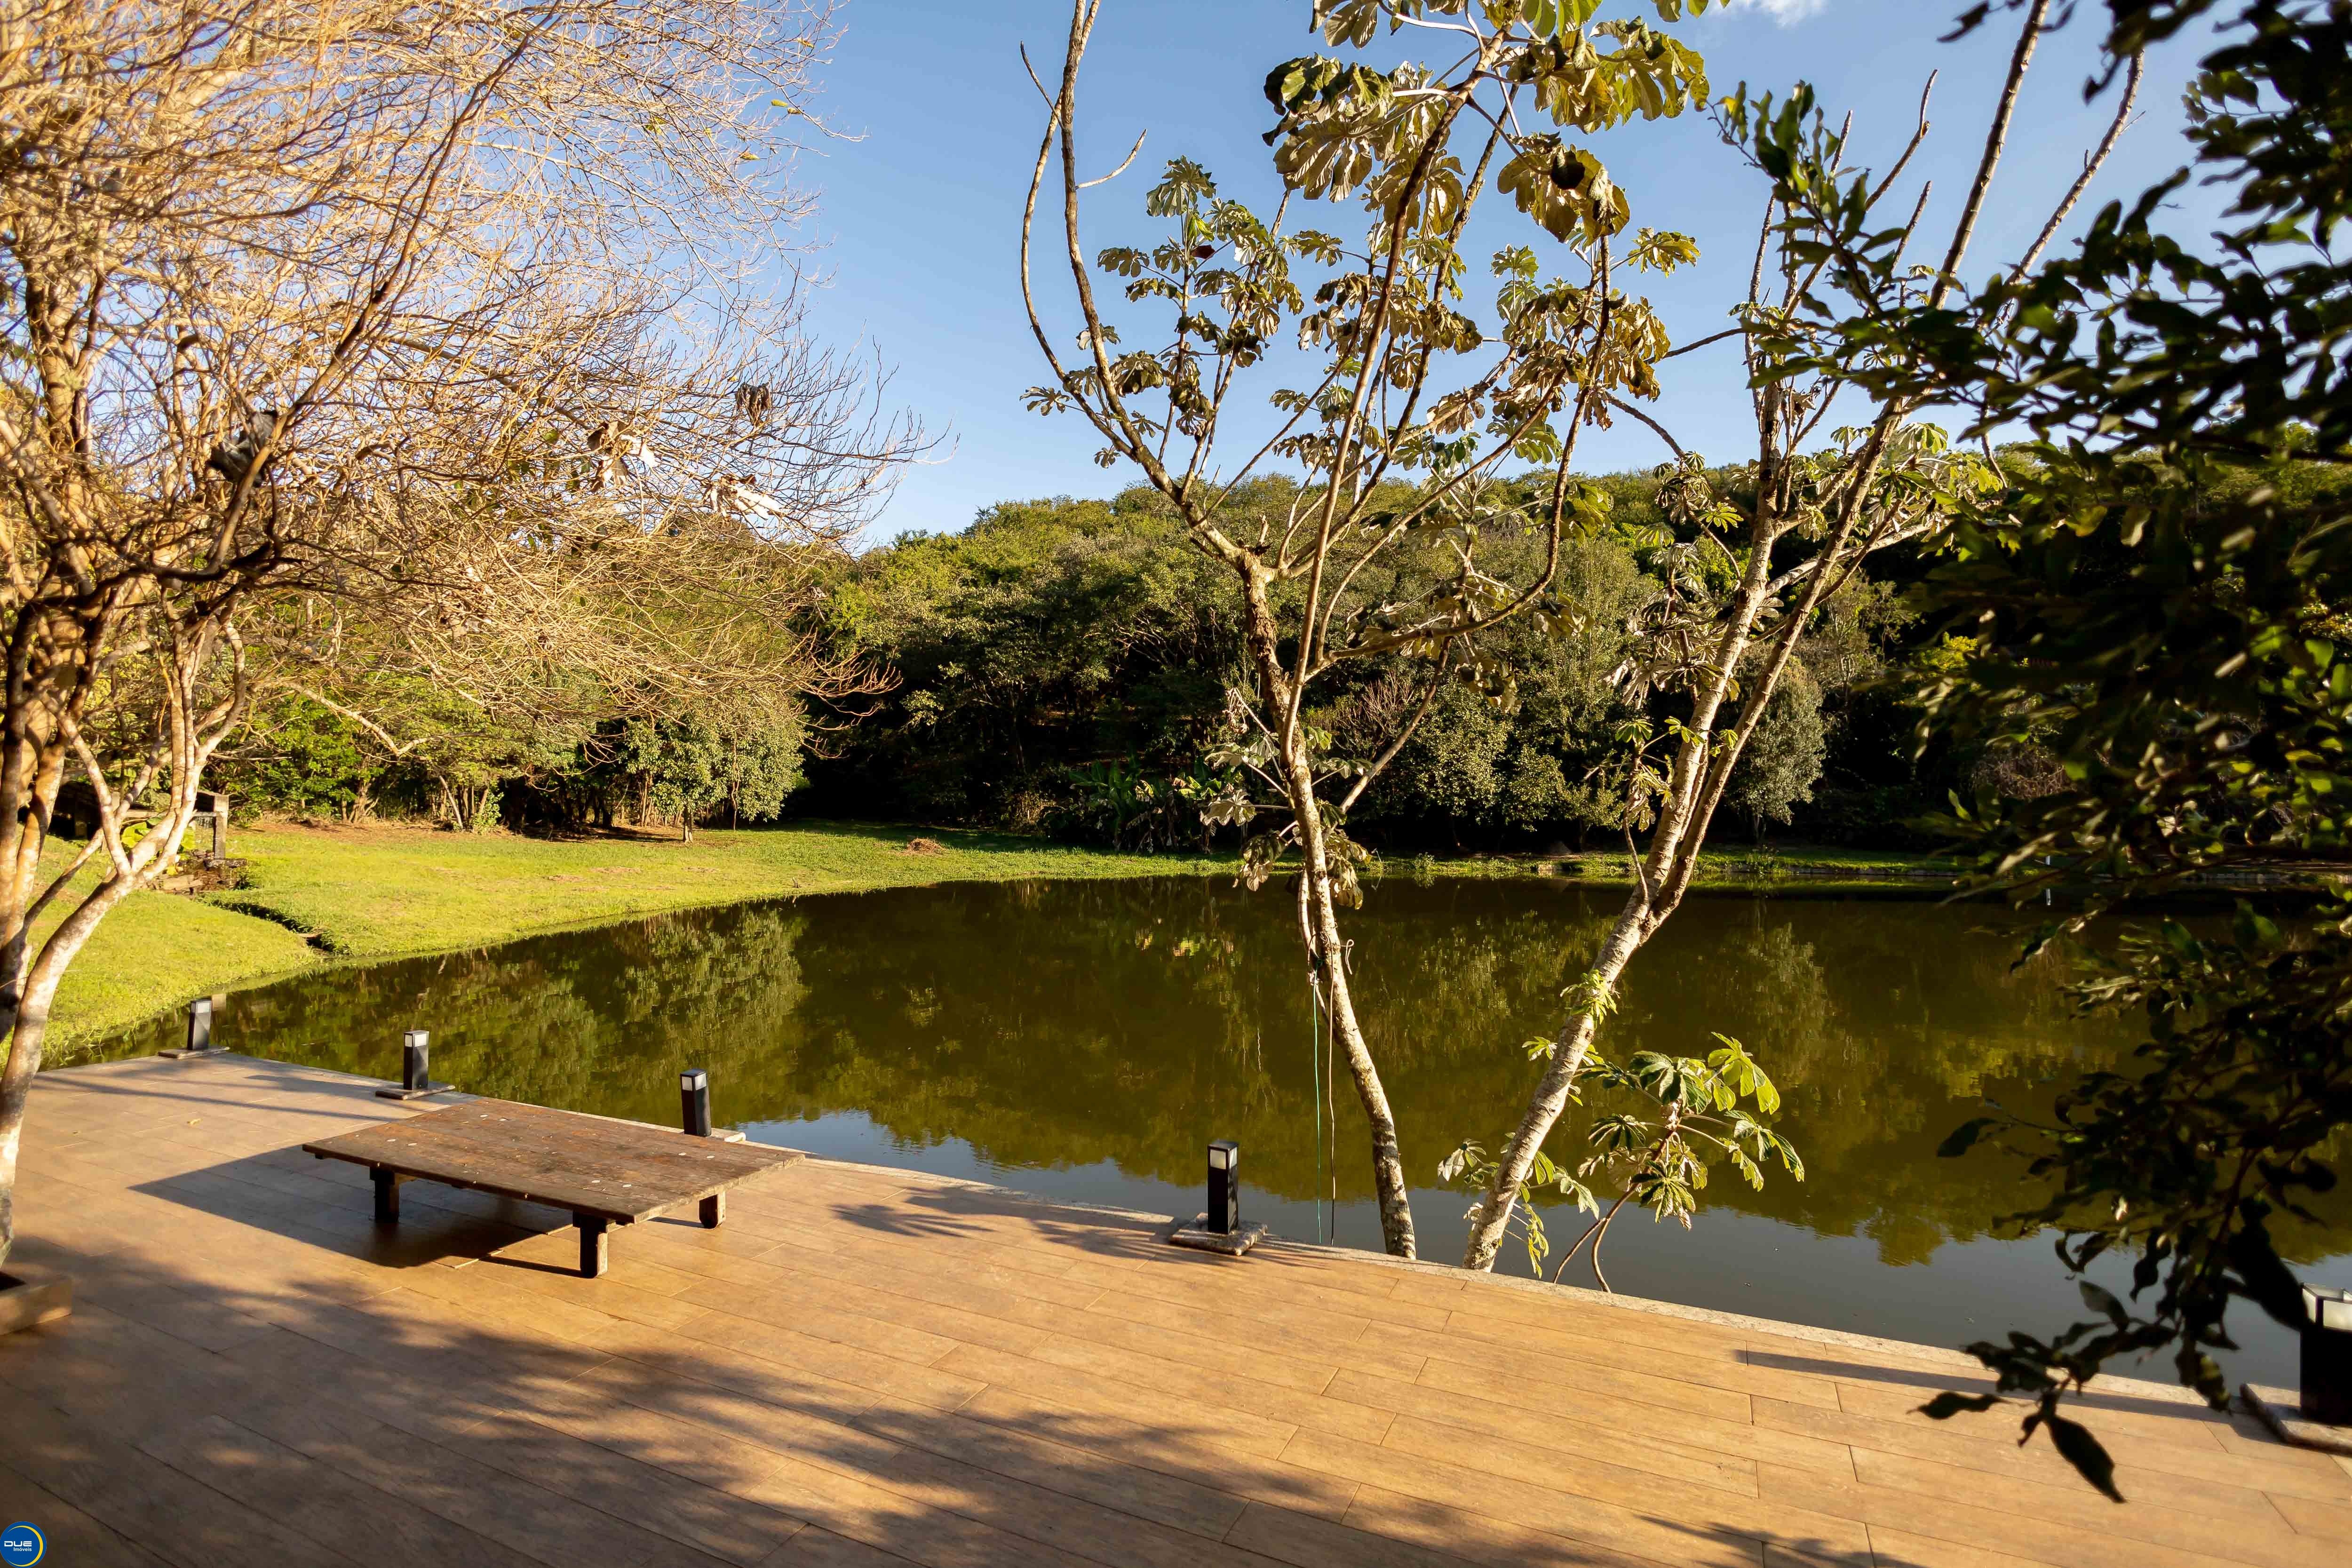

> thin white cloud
[1723,0,1830,23]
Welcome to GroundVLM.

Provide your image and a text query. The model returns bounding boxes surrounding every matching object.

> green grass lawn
[46,820,1226,1052]
[40,818,1947,1054]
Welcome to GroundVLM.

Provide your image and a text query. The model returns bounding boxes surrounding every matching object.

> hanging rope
[1309,964,1327,1244]
[1323,963,1336,1240]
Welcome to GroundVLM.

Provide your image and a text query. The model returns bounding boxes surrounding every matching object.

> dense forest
[208,462,1954,855]
[800,470,1943,852]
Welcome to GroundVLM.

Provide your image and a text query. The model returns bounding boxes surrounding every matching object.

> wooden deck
[3,1054,2347,1568]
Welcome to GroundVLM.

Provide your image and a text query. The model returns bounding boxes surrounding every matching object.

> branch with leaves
[1443,1035,1800,1288]
[1022,0,1722,1257]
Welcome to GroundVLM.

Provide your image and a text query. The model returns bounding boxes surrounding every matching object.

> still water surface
[104,877,2351,1386]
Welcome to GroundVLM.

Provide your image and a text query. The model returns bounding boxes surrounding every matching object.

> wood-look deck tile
[1379,1407,1758,1500]
[948,1385,1363,1522]
[2211,1415,2352,1477]
[850,1397,1251,1541]
[738,1402,1273,1568]
[1358,1319,1754,1423]
[1758,1460,2257,1568]
[936,1340,1299,1458]
[461,1241,716,1331]
[748,1218,1112,1310]
[1020,1331,1393,1443]
[1434,1309,1841,1409]
[1327,1366,1807,1483]
[1332,1470,1761,1568]
[1360,1361,1850,1476]
[1861,1523,2067,1568]
[1432,1283,1765,1358]
[678,1273,981,1365]
[0,1457,178,1568]
[763,1524,919,1567]
[1301,1424,1874,1568]
[1751,1394,2346,1509]
[740,1228,1102,1324]
[1845,1447,2340,1568]
[231,1375,692,1568]
[140,1413,549,1568]
[723,1244,1066,1350]
[1103,1239,1414,1304]
[1061,1251,1442,1336]
[2267,1489,2352,1542]
[0,1382,359,1568]
[731,1447,1126,1568]
[1831,1378,2232,1455]
[13,1054,2320,1568]
[668,1307,986,1411]
[1108,1281,1379,1364]
[453,1401,806,1565]
[1222,1498,1489,1568]
[1036,1299,1343,1393]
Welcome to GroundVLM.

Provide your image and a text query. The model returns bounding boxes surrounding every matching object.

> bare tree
[0,0,917,1270]
[1457,0,2142,1269]
[1024,0,1722,1256]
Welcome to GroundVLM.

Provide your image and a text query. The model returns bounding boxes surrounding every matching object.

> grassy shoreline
[45,819,1948,1053]
[48,820,1232,1054]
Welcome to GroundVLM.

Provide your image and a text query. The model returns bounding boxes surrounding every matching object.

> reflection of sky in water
[100,876,2352,1389]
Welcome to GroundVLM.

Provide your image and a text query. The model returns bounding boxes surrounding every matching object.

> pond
[97,876,2352,1388]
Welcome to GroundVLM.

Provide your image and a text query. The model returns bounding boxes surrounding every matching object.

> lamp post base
[1168,1214,1269,1257]
[2241,1383,2352,1457]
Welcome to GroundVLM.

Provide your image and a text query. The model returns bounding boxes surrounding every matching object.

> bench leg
[373,1169,401,1226]
[576,1216,608,1279]
[699,1192,724,1229]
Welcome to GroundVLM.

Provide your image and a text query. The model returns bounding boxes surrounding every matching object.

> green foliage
[1441,1034,1801,1285]
[1730,667,1827,835]
[811,471,1927,852]
[806,491,1241,833]
[1741,0,2352,1496]
[215,696,374,821]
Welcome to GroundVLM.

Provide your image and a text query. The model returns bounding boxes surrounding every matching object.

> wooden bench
[303,1098,803,1276]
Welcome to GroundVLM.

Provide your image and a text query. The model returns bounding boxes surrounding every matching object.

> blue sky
[787,1,2215,541]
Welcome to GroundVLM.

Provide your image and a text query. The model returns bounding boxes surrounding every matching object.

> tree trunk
[1459,511,1788,1270]
[1458,895,1651,1269]
[0,871,138,1272]
[1239,563,1417,1258]
[1300,807,1418,1259]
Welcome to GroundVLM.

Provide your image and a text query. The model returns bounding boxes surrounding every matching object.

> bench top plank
[302,1098,802,1222]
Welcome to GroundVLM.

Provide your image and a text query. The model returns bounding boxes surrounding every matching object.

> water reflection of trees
[103,879,2347,1266]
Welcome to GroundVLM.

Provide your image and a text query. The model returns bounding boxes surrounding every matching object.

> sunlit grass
[47,819,1226,1050]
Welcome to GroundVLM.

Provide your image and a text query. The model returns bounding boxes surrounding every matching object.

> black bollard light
[1206,1139,1240,1236]
[375,1028,448,1100]
[165,996,216,1058]
[681,1068,724,1227]
[2304,1283,2352,1425]
[1170,1138,1262,1255]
